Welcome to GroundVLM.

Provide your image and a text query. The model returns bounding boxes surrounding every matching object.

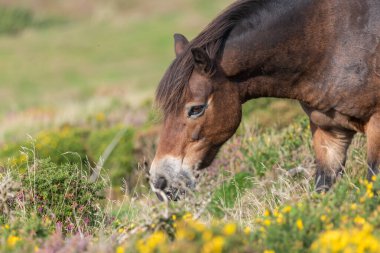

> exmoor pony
[150,0,380,200]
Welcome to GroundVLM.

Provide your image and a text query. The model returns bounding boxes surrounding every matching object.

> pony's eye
[188,104,207,118]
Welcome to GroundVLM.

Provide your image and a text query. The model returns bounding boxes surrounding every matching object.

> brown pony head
[150,34,242,200]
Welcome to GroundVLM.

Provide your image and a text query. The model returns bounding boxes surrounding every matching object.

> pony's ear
[191,47,214,75]
[174,33,189,57]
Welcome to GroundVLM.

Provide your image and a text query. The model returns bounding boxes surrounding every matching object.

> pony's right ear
[191,47,214,75]
[174,33,189,57]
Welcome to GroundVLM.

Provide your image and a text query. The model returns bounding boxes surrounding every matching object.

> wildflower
[118,228,125,234]
[191,220,206,232]
[172,214,177,221]
[201,236,225,253]
[176,227,195,241]
[7,235,20,247]
[354,216,366,225]
[372,175,377,181]
[276,214,284,224]
[350,204,357,210]
[282,206,291,213]
[320,215,327,222]
[264,250,275,253]
[223,223,236,236]
[136,231,167,253]
[183,212,193,220]
[202,230,213,241]
[296,219,304,231]
[340,215,348,223]
[264,210,270,217]
[95,112,106,122]
[264,219,271,227]
[244,226,251,235]
[311,226,380,253]
[116,246,125,253]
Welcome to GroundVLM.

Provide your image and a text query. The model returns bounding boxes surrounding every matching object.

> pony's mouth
[155,187,185,201]
[151,172,196,201]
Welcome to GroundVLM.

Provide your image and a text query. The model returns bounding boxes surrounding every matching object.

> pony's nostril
[155,176,167,190]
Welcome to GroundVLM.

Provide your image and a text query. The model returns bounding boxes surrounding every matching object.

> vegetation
[0,1,378,252]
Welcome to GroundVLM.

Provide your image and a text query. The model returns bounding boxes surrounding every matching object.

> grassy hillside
[0,0,232,114]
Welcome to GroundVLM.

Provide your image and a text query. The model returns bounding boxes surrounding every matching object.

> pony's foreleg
[309,122,355,192]
[366,113,380,180]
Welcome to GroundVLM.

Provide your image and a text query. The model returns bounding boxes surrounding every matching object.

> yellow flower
[282,206,292,213]
[372,175,377,181]
[296,219,304,231]
[7,235,20,247]
[176,227,195,241]
[264,210,270,217]
[172,214,177,221]
[276,215,284,224]
[244,226,251,235]
[118,228,125,234]
[136,231,167,253]
[223,223,236,236]
[341,215,349,223]
[202,230,213,241]
[311,226,380,253]
[354,216,366,225]
[95,112,106,122]
[116,246,125,253]
[183,213,193,220]
[190,220,207,232]
[320,215,327,222]
[264,219,271,227]
[264,250,275,253]
[350,204,357,210]
[201,236,225,253]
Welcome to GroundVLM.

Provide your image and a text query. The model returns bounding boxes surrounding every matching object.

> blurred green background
[0,0,233,114]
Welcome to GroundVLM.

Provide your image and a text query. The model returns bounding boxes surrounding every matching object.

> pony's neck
[219,0,334,104]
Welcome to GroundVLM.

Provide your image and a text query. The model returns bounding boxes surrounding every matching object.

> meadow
[0,1,378,253]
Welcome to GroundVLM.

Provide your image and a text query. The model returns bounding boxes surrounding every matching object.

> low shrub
[0,6,33,34]
[20,159,105,232]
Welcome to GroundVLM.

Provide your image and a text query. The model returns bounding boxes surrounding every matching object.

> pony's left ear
[191,47,214,75]
[174,33,189,57]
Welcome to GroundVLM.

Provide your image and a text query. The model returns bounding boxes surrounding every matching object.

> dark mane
[155,0,265,116]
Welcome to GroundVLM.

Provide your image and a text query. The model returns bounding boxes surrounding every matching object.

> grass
[2,1,378,252]
[0,114,376,253]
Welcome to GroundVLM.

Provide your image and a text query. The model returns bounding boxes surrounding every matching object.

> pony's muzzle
[150,157,196,201]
